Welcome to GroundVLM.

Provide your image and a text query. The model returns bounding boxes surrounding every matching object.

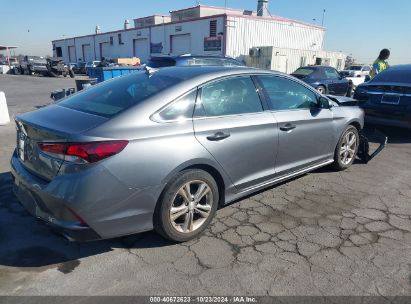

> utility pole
[321,9,326,26]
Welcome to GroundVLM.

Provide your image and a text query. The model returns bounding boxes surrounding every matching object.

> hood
[327,95,359,107]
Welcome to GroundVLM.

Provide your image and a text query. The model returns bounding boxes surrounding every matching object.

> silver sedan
[11,66,364,242]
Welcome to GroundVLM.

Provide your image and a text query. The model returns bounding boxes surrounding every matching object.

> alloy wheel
[340,131,357,165]
[169,180,214,233]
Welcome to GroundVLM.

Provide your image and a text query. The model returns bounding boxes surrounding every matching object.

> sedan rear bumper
[11,151,101,242]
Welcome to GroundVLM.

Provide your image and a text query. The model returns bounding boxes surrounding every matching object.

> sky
[0,0,410,65]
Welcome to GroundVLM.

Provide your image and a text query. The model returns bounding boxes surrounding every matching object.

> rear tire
[333,126,359,171]
[154,169,219,242]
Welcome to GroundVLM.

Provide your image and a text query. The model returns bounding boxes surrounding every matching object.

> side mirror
[318,96,332,109]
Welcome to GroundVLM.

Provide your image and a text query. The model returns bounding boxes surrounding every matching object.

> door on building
[82,44,93,62]
[171,34,191,56]
[133,39,149,63]
[56,47,63,58]
[256,75,334,176]
[99,42,110,59]
[68,46,76,62]
[274,55,288,73]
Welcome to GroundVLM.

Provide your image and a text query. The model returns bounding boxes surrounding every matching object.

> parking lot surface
[1,75,411,296]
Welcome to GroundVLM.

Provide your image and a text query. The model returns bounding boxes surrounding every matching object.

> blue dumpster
[87,66,143,83]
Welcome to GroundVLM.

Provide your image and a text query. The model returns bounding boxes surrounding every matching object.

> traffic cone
[0,91,10,125]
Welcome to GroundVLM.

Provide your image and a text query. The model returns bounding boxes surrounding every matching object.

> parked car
[69,62,86,74]
[45,58,75,78]
[85,61,101,73]
[147,55,244,68]
[340,64,371,78]
[16,56,48,75]
[11,66,364,242]
[354,64,411,129]
[291,66,353,96]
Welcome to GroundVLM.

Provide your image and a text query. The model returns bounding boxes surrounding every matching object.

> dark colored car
[291,66,352,96]
[147,55,244,68]
[70,62,86,74]
[354,64,411,129]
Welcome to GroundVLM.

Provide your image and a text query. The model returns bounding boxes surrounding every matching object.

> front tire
[333,126,359,171]
[154,169,219,242]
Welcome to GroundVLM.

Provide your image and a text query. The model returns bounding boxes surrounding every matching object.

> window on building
[197,76,263,117]
[257,76,318,111]
[118,33,124,45]
[110,37,114,45]
[210,20,217,37]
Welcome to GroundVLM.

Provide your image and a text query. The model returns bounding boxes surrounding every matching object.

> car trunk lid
[15,105,108,181]
[363,84,411,108]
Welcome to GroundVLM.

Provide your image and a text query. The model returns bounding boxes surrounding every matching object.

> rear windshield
[58,72,182,118]
[147,58,176,68]
[348,66,362,71]
[292,68,315,76]
[371,68,411,84]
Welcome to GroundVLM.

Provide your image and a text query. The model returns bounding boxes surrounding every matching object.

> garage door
[100,42,110,59]
[68,46,76,62]
[171,34,191,56]
[133,39,149,63]
[82,44,93,62]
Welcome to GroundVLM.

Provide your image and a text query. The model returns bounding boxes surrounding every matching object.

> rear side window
[59,72,182,118]
[258,76,318,111]
[198,76,263,117]
[153,90,197,122]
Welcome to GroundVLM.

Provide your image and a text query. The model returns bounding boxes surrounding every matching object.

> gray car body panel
[11,66,364,240]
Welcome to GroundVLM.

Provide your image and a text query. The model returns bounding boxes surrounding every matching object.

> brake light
[38,140,128,163]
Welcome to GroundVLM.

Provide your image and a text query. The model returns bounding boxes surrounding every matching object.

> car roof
[387,64,411,71]
[149,65,275,81]
[150,55,239,61]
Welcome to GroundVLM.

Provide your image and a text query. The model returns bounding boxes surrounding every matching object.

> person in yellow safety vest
[370,49,390,79]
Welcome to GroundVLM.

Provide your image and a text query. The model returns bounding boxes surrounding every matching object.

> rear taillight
[38,140,128,163]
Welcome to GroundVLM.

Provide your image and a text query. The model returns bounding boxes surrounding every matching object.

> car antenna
[145,66,158,77]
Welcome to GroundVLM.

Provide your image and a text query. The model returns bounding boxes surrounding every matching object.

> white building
[52,1,345,72]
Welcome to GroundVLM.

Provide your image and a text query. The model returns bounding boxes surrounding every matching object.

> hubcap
[340,131,357,165]
[169,180,213,234]
[317,87,325,94]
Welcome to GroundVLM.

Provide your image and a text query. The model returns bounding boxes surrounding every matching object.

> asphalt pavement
[0,74,411,297]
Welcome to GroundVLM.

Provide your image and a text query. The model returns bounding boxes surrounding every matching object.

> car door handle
[207,132,231,141]
[280,124,297,132]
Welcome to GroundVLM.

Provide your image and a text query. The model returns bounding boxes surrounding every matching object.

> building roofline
[52,11,324,43]
[133,14,170,21]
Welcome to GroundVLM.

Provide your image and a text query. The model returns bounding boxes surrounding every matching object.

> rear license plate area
[381,94,400,105]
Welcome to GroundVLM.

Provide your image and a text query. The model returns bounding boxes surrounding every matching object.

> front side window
[153,90,197,122]
[198,76,263,117]
[258,76,318,111]
[324,68,340,79]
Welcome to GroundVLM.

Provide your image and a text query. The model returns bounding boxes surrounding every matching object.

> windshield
[292,68,315,76]
[348,66,362,71]
[59,72,183,118]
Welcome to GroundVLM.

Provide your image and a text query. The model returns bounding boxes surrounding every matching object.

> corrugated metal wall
[226,16,325,60]
[245,46,346,74]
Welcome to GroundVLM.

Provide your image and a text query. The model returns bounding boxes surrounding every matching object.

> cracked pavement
[1,75,411,296]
